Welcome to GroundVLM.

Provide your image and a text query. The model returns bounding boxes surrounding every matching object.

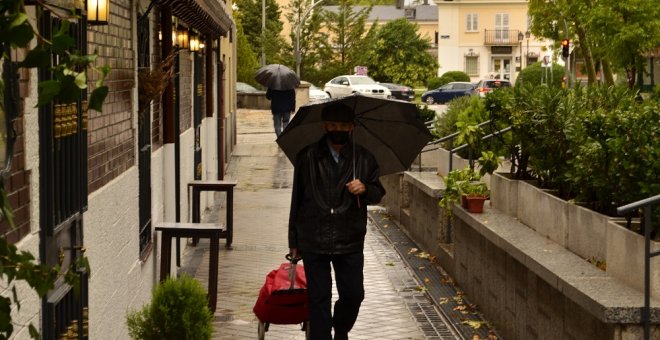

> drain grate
[369,209,500,340]
[367,217,460,340]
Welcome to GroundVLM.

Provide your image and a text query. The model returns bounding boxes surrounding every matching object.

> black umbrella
[254,64,300,90]
[276,94,433,176]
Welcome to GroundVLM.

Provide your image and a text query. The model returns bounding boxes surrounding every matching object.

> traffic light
[561,39,570,59]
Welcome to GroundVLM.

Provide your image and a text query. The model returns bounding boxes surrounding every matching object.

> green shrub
[426,75,453,89]
[417,104,436,123]
[126,275,213,340]
[433,95,471,139]
[441,71,471,82]
[515,62,564,87]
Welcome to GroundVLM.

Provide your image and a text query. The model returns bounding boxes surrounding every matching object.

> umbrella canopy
[254,64,300,90]
[276,94,433,176]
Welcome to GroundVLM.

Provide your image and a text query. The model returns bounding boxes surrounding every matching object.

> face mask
[327,130,350,145]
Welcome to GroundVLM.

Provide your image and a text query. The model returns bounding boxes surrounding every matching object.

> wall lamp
[177,26,189,50]
[87,0,110,25]
[189,32,200,52]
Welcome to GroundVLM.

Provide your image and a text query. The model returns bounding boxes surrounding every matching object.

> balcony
[484,29,524,46]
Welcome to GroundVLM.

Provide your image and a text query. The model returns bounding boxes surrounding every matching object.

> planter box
[516,179,568,247]
[606,220,660,297]
[490,171,660,299]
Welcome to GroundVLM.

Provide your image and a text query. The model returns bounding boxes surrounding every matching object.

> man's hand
[346,179,366,196]
[289,248,300,260]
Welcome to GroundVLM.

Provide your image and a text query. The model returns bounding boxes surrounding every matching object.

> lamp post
[518,31,524,85]
[525,30,530,68]
[295,0,324,76]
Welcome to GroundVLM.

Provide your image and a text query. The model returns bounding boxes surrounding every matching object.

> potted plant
[439,167,480,215]
[460,181,489,213]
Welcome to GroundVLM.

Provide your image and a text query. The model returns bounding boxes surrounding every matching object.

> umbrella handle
[357,195,361,208]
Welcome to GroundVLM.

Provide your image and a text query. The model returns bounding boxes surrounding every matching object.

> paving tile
[180,109,473,340]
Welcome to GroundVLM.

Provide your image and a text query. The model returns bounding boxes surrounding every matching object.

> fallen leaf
[414,286,428,292]
[438,297,449,304]
[462,320,488,329]
[416,251,431,259]
[441,276,454,285]
[423,277,430,283]
[385,262,395,266]
[418,266,426,270]
[408,247,419,254]
[472,335,483,340]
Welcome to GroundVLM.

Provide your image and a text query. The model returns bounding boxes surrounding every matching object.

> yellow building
[435,0,547,83]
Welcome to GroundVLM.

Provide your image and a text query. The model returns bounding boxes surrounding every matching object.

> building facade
[434,0,545,83]
[1,0,237,338]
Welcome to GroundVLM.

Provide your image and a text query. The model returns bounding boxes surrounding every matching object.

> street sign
[354,66,368,76]
[542,55,551,68]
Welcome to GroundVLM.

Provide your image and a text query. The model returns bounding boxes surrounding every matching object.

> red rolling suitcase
[253,255,310,339]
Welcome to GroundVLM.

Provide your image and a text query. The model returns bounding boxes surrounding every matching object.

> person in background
[288,102,386,340]
[266,88,296,137]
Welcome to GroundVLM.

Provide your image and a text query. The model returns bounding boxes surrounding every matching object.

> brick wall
[0,115,30,245]
[87,0,136,193]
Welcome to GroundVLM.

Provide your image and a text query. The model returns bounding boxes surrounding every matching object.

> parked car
[236,82,261,93]
[379,83,415,101]
[421,82,475,104]
[473,79,511,97]
[323,75,391,99]
[308,84,330,102]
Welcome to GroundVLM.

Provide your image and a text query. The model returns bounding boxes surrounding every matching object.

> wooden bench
[156,222,225,313]
[188,180,238,249]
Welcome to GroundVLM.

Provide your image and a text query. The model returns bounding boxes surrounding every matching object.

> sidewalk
[180,108,494,340]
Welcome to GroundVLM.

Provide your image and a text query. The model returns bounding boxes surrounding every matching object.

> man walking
[288,102,385,340]
[266,88,296,137]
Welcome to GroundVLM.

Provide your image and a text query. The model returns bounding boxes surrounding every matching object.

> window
[465,56,479,76]
[466,13,478,32]
[495,13,509,42]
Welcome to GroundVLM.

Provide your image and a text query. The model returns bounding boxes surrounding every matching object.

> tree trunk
[601,59,615,85]
[574,23,597,85]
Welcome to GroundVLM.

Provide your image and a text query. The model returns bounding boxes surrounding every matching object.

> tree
[362,18,437,86]
[588,0,660,88]
[285,0,333,82]
[234,0,290,65]
[528,0,660,88]
[323,0,372,74]
[235,18,260,85]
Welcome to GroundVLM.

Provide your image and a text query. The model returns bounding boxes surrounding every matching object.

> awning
[158,0,233,37]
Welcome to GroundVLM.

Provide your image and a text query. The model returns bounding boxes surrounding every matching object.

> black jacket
[288,137,385,254]
[266,88,296,114]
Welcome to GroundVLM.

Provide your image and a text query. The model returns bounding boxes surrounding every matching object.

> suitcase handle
[285,253,301,264]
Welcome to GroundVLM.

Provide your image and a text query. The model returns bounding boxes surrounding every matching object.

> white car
[309,84,330,102]
[323,75,391,99]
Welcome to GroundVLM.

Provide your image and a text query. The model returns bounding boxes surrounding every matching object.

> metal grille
[39,9,89,340]
[39,13,88,230]
[137,14,152,256]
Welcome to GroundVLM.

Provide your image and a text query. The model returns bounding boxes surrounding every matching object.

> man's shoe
[334,332,348,340]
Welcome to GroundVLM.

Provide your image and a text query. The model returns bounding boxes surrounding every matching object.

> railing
[419,119,498,172]
[617,194,660,340]
[484,29,524,46]
[419,119,511,243]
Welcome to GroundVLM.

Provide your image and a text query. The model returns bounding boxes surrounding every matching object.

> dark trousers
[301,251,364,340]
